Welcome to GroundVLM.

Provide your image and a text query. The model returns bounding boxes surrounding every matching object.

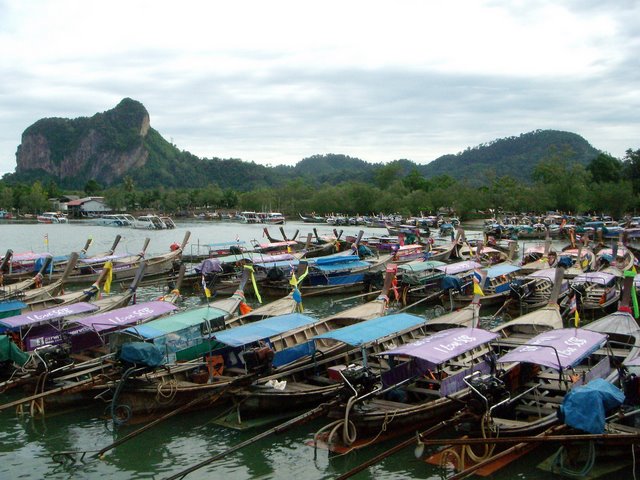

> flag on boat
[568,292,580,326]
[103,261,113,294]
[201,274,211,298]
[473,270,484,296]
[568,294,577,315]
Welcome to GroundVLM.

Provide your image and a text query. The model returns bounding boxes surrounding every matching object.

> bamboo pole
[163,399,340,480]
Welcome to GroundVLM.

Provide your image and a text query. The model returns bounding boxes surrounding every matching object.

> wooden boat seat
[54,364,111,382]
[521,393,564,404]
[525,380,570,392]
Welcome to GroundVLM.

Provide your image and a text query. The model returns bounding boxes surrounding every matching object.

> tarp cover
[527,268,558,282]
[78,253,130,265]
[118,341,165,367]
[378,327,499,366]
[313,260,371,272]
[213,313,319,347]
[485,264,521,278]
[0,302,98,329]
[0,300,26,314]
[0,335,29,366]
[252,253,296,264]
[313,313,426,346]
[124,305,228,339]
[441,275,463,291]
[436,261,481,275]
[398,261,446,273]
[498,328,607,370]
[572,272,617,285]
[559,378,625,433]
[196,258,223,274]
[624,354,640,366]
[73,301,177,333]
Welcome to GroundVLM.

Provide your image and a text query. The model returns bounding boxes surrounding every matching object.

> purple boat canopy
[498,328,607,370]
[528,268,559,282]
[377,327,499,366]
[626,355,640,367]
[0,302,99,329]
[4,252,52,262]
[78,253,131,265]
[436,261,482,275]
[573,272,617,285]
[71,301,177,333]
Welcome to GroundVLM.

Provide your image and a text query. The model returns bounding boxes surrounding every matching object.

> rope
[110,366,137,426]
[156,379,178,404]
[549,440,596,477]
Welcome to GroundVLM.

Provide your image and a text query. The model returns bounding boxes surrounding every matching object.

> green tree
[374,163,402,190]
[84,179,103,196]
[20,181,49,213]
[403,168,429,192]
[533,148,589,213]
[103,187,126,211]
[623,149,640,195]
[587,153,622,183]
[0,185,14,210]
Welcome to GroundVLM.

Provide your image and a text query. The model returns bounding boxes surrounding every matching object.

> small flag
[103,261,113,294]
[568,295,577,315]
[201,275,211,298]
[472,270,484,296]
[574,309,580,328]
[239,302,252,315]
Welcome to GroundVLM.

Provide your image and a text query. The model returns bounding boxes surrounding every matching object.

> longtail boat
[0,300,178,397]
[94,266,398,422]
[423,274,640,476]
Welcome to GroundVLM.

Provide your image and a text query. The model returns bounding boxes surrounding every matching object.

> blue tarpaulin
[312,313,427,346]
[559,378,625,433]
[273,341,314,367]
[119,342,165,367]
[213,313,319,347]
[441,275,463,291]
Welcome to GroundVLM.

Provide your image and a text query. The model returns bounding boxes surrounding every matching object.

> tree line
[1,148,639,219]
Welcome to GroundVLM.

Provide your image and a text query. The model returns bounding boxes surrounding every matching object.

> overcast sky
[1,0,638,176]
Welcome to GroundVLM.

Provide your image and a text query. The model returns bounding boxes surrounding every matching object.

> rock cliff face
[15,98,150,185]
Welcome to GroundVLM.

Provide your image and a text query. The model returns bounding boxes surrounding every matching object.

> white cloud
[0,0,638,175]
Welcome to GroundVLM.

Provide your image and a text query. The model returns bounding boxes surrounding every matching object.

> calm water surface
[0,220,630,479]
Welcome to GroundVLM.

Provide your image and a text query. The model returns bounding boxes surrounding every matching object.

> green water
[0,220,634,479]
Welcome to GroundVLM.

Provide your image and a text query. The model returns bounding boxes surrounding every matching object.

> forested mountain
[417,130,599,184]
[6,98,602,190]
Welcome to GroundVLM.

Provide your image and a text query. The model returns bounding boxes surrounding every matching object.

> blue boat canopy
[313,313,427,346]
[213,313,319,347]
[0,300,27,314]
[485,264,521,278]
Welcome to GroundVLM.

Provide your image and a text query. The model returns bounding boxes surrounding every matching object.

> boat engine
[243,345,275,374]
[33,344,73,373]
[466,373,509,415]
[340,364,378,399]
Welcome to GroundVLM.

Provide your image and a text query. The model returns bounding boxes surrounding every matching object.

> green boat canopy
[0,335,29,366]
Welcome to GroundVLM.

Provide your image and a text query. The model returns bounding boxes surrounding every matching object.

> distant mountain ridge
[7,98,601,189]
[417,130,599,183]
